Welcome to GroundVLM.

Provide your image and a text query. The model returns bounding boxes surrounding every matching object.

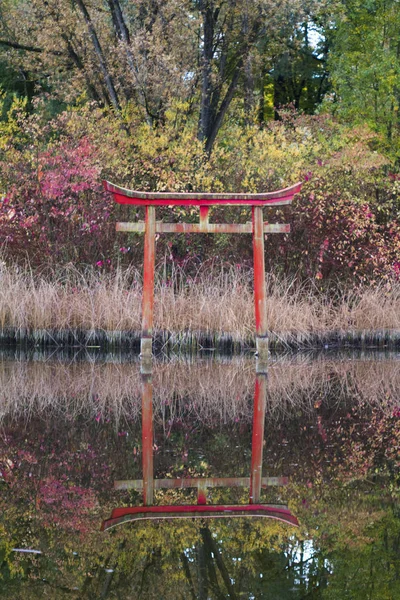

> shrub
[0,100,398,283]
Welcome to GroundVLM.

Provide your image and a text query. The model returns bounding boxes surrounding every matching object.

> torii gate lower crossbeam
[104,181,302,360]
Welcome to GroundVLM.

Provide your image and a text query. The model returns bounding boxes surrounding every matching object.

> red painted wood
[197,481,207,505]
[104,180,302,207]
[252,206,267,338]
[109,504,293,518]
[250,372,267,504]
[142,375,154,505]
[199,206,209,227]
[116,222,291,234]
[142,206,156,340]
[101,504,299,531]
[108,180,301,351]
[114,476,289,490]
[155,222,251,234]
[103,370,299,533]
[112,192,294,207]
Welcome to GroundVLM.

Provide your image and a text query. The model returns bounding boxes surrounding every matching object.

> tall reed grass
[0,260,399,349]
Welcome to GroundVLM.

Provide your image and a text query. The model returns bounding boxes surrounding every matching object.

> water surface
[1,350,399,598]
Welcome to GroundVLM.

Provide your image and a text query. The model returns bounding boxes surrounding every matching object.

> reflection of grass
[0,354,398,425]
[0,262,399,348]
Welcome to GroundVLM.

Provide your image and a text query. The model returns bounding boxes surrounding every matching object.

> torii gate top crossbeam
[104,180,302,206]
[101,505,299,531]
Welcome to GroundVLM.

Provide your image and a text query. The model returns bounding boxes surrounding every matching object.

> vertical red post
[141,205,156,359]
[252,206,268,361]
[199,206,209,231]
[141,371,154,505]
[249,371,267,504]
[197,481,207,505]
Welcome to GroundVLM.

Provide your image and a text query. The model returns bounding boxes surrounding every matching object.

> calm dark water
[1,350,399,599]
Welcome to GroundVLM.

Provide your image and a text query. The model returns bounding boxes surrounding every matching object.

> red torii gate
[104,181,302,360]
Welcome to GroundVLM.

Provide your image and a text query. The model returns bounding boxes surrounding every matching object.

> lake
[1,349,399,598]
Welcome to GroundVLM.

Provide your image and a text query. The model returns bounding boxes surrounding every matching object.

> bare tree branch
[0,39,62,55]
[74,0,121,111]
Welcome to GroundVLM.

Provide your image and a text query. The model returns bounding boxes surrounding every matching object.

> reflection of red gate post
[104,181,302,360]
[250,369,267,504]
[141,369,154,505]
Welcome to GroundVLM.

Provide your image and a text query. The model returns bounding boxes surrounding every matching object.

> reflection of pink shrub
[39,478,98,533]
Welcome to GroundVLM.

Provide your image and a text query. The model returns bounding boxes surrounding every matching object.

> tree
[327,0,400,149]
[0,0,331,153]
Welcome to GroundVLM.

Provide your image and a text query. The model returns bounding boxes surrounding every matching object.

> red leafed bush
[0,109,115,265]
[285,175,400,283]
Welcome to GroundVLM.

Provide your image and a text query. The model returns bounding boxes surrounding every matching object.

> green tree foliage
[327,0,400,151]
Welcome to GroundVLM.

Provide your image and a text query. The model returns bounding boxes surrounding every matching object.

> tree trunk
[106,0,153,124]
[198,0,215,142]
[60,34,102,104]
[201,526,238,599]
[204,62,242,154]
[244,53,255,123]
[197,1,261,155]
[75,0,121,112]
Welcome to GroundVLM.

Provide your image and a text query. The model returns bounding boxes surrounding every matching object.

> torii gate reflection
[101,365,298,531]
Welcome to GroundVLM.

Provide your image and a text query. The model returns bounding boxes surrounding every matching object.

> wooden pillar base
[256,356,268,376]
[140,355,153,376]
[140,337,153,360]
[256,336,269,361]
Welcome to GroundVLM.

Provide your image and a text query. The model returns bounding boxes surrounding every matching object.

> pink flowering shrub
[39,477,98,533]
[0,108,115,265]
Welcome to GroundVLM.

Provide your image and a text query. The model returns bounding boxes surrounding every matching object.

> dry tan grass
[0,354,398,425]
[0,261,399,343]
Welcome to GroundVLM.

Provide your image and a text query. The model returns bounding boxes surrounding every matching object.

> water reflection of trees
[2,513,399,598]
[1,352,399,598]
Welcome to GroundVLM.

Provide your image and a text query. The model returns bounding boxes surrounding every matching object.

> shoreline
[1,326,400,352]
[1,264,399,353]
